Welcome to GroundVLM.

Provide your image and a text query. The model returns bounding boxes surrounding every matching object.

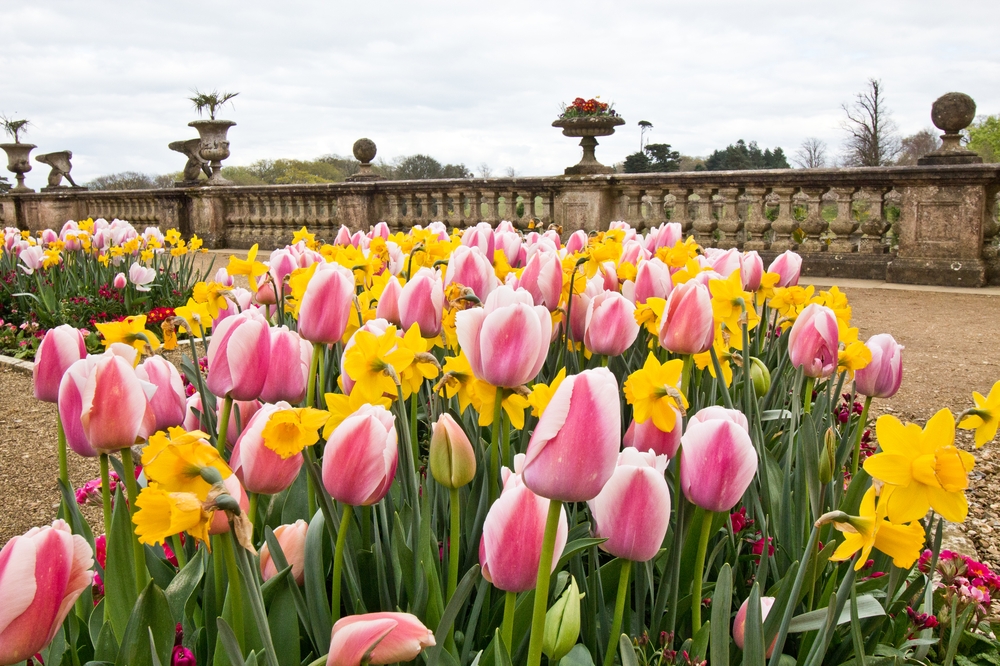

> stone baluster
[857,187,889,254]
[644,189,666,231]
[662,193,678,226]
[798,186,829,253]
[715,187,742,249]
[481,192,498,224]
[538,192,554,228]
[768,187,798,252]
[622,187,643,226]
[505,192,520,222]
[828,187,859,253]
[385,194,401,230]
[459,191,474,226]
[668,188,691,235]
[442,191,459,229]
[414,193,429,224]
[689,187,716,246]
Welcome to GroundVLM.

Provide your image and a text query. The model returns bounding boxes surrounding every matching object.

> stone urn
[346,137,384,182]
[1,142,37,192]
[552,115,625,175]
[189,119,236,185]
[918,92,983,165]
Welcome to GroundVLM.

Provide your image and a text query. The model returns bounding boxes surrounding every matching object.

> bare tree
[895,129,941,165]
[504,166,518,177]
[478,162,493,178]
[840,79,901,167]
[793,137,828,168]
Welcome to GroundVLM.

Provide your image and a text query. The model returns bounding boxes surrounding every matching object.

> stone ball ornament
[931,92,977,134]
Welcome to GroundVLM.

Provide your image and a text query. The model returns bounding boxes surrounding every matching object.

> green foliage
[0,174,10,193]
[189,90,239,120]
[383,154,473,180]
[0,115,29,142]
[87,171,175,190]
[221,159,349,186]
[623,143,681,173]
[704,139,790,170]
[968,115,1000,163]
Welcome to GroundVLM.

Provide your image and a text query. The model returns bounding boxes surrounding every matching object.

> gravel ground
[2,282,999,563]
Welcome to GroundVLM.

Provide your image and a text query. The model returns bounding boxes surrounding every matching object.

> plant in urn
[1,116,36,192]
[188,90,239,186]
[552,97,625,175]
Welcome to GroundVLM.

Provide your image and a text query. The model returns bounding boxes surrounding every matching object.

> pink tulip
[212,288,255,328]
[33,324,87,403]
[588,448,671,562]
[644,222,682,253]
[218,399,262,448]
[40,228,58,245]
[740,251,764,291]
[322,404,398,506]
[624,415,681,458]
[297,262,356,345]
[768,250,802,287]
[135,356,187,432]
[214,266,235,287]
[480,460,568,592]
[584,291,639,356]
[788,303,839,379]
[128,262,156,292]
[543,229,562,248]
[495,229,525,267]
[620,239,649,266]
[208,475,250,535]
[680,411,758,512]
[598,261,618,291]
[0,519,94,664]
[461,222,496,258]
[455,285,552,388]
[327,612,435,666]
[659,280,714,355]
[515,250,562,311]
[399,268,445,338]
[444,245,497,301]
[633,258,672,304]
[260,326,312,404]
[268,248,298,295]
[568,277,604,344]
[854,333,904,398]
[565,229,588,254]
[522,368,620,502]
[733,596,777,656]
[254,277,277,305]
[59,358,101,457]
[687,406,749,432]
[231,402,304,494]
[375,276,403,326]
[207,308,271,401]
[368,222,390,241]
[260,520,309,585]
[708,248,742,277]
[334,225,353,246]
[113,272,127,289]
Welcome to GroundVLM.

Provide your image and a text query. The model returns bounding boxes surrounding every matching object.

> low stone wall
[3,164,999,286]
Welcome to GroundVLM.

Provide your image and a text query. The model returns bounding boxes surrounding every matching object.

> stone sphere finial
[353,138,377,165]
[931,92,977,134]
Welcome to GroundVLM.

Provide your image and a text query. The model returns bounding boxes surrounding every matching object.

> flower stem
[526,499,563,666]
[170,533,187,569]
[691,509,715,632]
[680,354,694,398]
[316,343,327,408]
[448,487,461,603]
[803,377,815,414]
[99,454,113,538]
[603,559,633,666]
[331,503,353,623]
[490,386,504,504]
[121,447,149,595]
[217,395,234,456]
[851,396,873,476]
[220,532,245,649]
[410,392,420,466]
[502,590,517,651]
[56,412,68,489]
[306,344,321,408]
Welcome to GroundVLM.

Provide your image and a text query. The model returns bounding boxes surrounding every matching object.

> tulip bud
[819,427,837,485]
[33,324,87,403]
[113,272,127,289]
[429,414,477,489]
[854,334,904,399]
[543,575,582,663]
[659,280,714,355]
[787,304,839,379]
[260,519,308,585]
[749,357,771,397]
[767,250,802,287]
[297,262,356,345]
[583,291,640,356]
[399,268,445,338]
[733,596,777,656]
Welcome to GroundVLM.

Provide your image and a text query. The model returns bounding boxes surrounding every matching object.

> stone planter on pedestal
[1,142,37,192]
[552,116,625,175]
[189,120,236,186]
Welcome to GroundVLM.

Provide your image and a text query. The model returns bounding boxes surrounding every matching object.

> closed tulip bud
[231,402,304,494]
[480,468,569,592]
[254,276,277,305]
[207,308,271,401]
[767,250,802,287]
[749,357,771,397]
[733,596,777,656]
[644,222,682,253]
[588,448,671,562]
[260,519,308,585]
[399,268,445,338]
[461,221,496,258]
[496,229,525,267]
[659,280,714,355]
[516,250,562,311]
[522,367,620,502]
[543,575,583,663]
[708,248,742,277]
[327,612,435,666]
[741,251,764,291]
[260,326,312,404]
[680,409,758,512]
[113,272,127,289]
[33,324,87,403]
[375,275,403,326]
[322,404,398,506]
[788,304,839,379]
[0,520,94,664]
[819,427,837,485]
[297,262,356,344]
[565,229,588,254]
[584,291,640,356]
[854,333,904,398]
[456,285,552,388]
[429,414,477,489]
[633,258,673,304]
[208,474,250,535]
[268,248,298,293]
[135,356,187,431]
[624,414,681,458]
[444,245,498,302]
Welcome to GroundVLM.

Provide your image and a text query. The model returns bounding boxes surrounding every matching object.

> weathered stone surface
[919,92,983,165]
[1,142,36,192]
[36,151,84,190]
[347,138,383,182]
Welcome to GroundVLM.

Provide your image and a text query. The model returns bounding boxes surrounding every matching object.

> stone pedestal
[554,180,616,235]
[345,138,384,182]
[918,92,984,166]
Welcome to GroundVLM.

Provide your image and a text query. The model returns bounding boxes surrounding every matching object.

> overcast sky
[2,1,999,185]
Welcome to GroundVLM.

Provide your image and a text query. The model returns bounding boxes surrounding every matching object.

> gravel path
[2,281,999,563]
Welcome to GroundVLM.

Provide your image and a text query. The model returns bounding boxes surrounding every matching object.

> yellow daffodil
[342,326,415,404]
[164,229,183,246]
[192,281,232,320]
[694,334,734,387]
[189,235,205,251]
[174,299,213,338]
[42,248,62,269]
[98,253,110,267]
[472,382,531,429]
[828,486,925,571]
[709,270,759,337]
[623,353,689,432]
[812,286,852,329]
[671,259,712,286]
[122,238,141,255]
[838,340,872,378]
[292,226,316,248]
[142,427,232,500]
[959,380,1000,447]
[436,353,477,412]
[767,285,815,326]
[397,324,441,399]
[286,262,319,317]
[170,242,189,257]
[655,237,699,269]
[527,368,567,417]
[78,218,95,233]
[140,249,155,263]
[134,485,212,547]
[95,315,161,358]
[226,244,269,292]
[634,297,666,338]
[261,407,331,459]
[341,290,377,345]
[863,409,975,523]
[322,391,380,438]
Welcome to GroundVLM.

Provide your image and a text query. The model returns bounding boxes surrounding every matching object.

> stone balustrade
[2,164,999,286]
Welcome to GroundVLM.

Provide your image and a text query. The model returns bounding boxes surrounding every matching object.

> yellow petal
[830,532,864,563]
[873,520,926,569]
[873,415,915,456]
[862,453,913,487]
[925,486,969,523]
[920,408,956,452]
[884,481,931,524]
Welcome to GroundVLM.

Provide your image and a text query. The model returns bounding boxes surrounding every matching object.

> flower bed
[3,220,999,666]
